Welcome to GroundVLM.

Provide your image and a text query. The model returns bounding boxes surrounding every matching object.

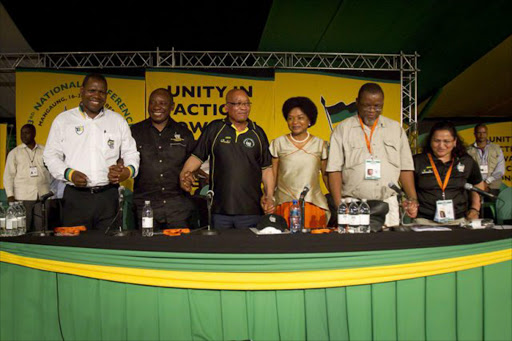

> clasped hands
[402,198,419,219]
[71,160,129,187]
[180,171,275,213]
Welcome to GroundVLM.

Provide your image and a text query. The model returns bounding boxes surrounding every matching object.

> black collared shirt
[131,118,195,223]
[413,153,482,219]
[192,118,272,215]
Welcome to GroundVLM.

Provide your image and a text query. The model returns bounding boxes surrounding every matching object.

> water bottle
[348,199,360,233]
[337,199,348,233]
[0,204,6,237]
[289,200,301,234]
[142,201,154,237]
[16,202,26,235]
[6,203,18,237]
[359,199,371,233]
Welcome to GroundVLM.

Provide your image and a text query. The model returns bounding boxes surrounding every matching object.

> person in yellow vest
[467,123,505,197]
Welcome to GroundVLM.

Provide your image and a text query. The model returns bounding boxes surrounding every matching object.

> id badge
[29,166,38,177]
[480,165,488,175]
[434,200,455,223]
[365,159,381,180]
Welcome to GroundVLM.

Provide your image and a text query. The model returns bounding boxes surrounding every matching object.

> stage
[1,228,511,341]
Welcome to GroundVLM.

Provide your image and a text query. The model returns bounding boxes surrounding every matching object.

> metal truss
[0,50,419,143]
[400,52,419,153]
[0,50,417,71]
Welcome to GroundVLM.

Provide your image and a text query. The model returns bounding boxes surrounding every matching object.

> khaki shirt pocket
[344,140,367,170]
[383,138,400,169]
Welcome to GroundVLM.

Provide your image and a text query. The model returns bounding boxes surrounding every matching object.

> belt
[71,184,118,194]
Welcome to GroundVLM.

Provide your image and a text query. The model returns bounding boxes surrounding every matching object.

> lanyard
[358,116,379,155]
[427,153,454,200]
[24,147,37,165]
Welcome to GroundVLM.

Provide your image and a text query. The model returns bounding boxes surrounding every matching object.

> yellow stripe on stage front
[1,249,510,290]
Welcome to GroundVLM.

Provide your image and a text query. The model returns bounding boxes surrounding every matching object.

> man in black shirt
[180,89,275,229]
[131,88,195,229]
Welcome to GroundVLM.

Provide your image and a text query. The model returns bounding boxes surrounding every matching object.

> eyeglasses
[227,102,252,108]
[359,104,383,113]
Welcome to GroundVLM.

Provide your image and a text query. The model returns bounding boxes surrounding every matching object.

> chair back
[496,187,512,224]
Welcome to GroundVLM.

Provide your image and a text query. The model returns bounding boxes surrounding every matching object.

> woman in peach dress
[269,97,330,228]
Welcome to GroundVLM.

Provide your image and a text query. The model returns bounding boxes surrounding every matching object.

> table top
[1,227,511,254]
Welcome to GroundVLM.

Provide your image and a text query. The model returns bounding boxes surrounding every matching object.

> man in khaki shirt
[326,83,418,226]
[3,124,51,231]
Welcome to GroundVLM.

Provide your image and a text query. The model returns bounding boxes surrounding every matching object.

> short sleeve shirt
[131,118,196,223]
[413,153,483,219]
[326,115,414,200]
[192,118,272,215]
[269,135,329,210]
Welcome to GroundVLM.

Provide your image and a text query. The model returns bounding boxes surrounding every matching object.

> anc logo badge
[243,138,255,148]
[107,138,115,149]
[75,126,84,135]
[171,133,184,142]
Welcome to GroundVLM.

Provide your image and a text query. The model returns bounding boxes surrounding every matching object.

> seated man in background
[467,123,505,197]
[3,124,52,231]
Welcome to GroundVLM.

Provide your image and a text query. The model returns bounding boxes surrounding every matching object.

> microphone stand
[201,191,218,235]
[36,195,53,237]
[298,186,310,232]
[105,188,130,236]
[299,195,306,232]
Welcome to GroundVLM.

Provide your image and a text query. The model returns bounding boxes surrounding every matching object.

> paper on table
[411,226,452,232]
[249,227,290,235]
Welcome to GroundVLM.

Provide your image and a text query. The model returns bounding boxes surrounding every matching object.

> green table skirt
[1,239,511,340]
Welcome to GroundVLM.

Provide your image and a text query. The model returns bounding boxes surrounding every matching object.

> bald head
[226,88,248,102]
[225,89,251,125]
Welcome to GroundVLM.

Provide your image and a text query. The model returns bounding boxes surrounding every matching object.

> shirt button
[159,160,162,163]
[163,200,166,204]
[159,133,161,137]
[160,174,163,177]
[158,146,162,149]
[162,187,165,191]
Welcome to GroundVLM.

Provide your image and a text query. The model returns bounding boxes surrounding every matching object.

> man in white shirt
[4,124,51,231]
[43,73,140,231]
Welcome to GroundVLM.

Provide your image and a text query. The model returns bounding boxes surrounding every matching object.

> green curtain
[1,260,511,340]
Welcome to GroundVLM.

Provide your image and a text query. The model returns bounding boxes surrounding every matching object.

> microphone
[464,183,497,199]
[299,185,310,200]
[388,182,405,196]
[39,191,54,202]
[118,186,125,204]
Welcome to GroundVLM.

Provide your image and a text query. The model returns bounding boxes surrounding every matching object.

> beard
[361,114,380,127]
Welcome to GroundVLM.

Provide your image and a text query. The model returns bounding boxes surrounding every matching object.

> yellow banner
[145,70,275,139]
[458,122,512,187]
[273,70,402,142]
[15,70,146,146]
